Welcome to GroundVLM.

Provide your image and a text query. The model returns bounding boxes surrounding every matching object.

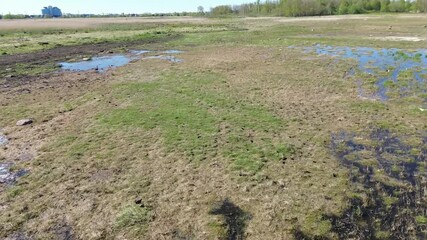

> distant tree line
[0,11,202,20]
[0,13,27,19]
[1,0,426,20]
[210,0,427,17]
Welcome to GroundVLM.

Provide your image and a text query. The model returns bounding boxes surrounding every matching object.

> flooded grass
[0,163,28,185]
[328,129,426,239]
[305,45,427,101]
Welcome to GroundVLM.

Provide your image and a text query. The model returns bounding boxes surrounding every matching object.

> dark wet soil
[0,36,177,67]
[209,199,251,240]
[327,129,426,239]
[0,34,179,86]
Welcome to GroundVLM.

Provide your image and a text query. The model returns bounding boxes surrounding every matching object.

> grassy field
[0,15,426,239]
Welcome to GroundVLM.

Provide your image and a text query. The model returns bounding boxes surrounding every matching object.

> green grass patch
[300,213,332,238]
[115,205,153,236]
[415,216,427,224]
[100,71,294,174]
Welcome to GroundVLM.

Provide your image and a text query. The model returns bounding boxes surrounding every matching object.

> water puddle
[0,163,28,185]
[60,55,130,72]
[162,50,183,54]
[59,49,184,72]
[129,50,151,55]
[305,45,427,101]
[326,129,426,239]
[0,131,7,145]
[143,55,183,63]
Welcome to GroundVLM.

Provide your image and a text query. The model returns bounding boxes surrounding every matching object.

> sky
[0,0,252,15]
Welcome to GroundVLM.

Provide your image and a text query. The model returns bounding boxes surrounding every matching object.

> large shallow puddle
[305,45,427,100]
[60,55,130,72]
[60,50,184,72]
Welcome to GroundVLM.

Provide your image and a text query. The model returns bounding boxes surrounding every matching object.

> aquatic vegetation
[305,45,427,101]
[328,129,426,239]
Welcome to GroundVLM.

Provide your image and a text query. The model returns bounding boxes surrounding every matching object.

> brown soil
[0,34,178,90]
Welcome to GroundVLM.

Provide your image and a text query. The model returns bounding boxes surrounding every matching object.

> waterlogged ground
[305,45,427,102]
[0,15,427,239]
[330,129,426,239]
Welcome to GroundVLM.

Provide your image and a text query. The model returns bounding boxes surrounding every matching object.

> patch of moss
[415,216,427,224]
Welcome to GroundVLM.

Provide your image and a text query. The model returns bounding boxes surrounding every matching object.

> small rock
[16,119,33,126]
[134,197,143,205]
[82,57,92,61]
[278,179,286,187]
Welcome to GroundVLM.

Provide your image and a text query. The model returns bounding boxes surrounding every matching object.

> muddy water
[328,129,426,239]
[59,50,184,72]
[305,45,427,101]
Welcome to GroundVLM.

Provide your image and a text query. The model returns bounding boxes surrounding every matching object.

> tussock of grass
[115,205,153,236]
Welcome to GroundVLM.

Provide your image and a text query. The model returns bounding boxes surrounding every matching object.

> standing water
[59,50,184,72]
[305,45,427,101]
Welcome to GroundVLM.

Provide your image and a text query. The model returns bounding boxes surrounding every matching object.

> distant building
[41,6,62,18]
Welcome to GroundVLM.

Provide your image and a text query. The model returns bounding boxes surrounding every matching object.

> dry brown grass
[0,15,426,239]
[0,17,209,30]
